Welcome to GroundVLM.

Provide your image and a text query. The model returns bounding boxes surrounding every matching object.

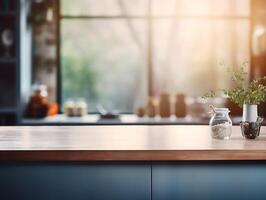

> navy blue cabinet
[0,163,151,200]
[152,162,266,200]
[2,161,266,200]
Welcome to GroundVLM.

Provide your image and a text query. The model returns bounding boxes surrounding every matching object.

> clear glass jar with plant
[203,62,266,139]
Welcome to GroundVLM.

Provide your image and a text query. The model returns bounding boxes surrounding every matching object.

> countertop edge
[1,150,266,161]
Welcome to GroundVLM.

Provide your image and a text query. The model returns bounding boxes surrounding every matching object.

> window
[60,0,250,113]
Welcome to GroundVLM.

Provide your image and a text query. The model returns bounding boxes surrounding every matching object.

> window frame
[57,0,252,113]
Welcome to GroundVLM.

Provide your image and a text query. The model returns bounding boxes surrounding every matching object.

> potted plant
[203,62,266,139]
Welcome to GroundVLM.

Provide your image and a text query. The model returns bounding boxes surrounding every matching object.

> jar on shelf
[27,84,49,118]
[64,98,88,117]
[147,97,157,118]
[136,107,145,117]
[175,93,187,118]
[209,108,232,139]
[75,98,88,117]
[63,99,76,117]
[159,92,171,118]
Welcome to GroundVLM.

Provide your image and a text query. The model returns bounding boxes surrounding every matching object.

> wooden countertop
[0,125,266,161]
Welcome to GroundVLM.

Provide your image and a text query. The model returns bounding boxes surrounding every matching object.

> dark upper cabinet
[0,0,31,124]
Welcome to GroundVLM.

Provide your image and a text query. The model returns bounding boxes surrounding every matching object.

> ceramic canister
[242,104,258,122]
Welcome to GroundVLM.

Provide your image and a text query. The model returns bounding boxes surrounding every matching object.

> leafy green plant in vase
[203,63,266,139]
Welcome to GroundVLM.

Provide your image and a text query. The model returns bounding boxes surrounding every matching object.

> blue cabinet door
[152,162,266,200]
[0,162,151,200]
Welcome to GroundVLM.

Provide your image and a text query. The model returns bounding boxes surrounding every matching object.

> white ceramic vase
[242,104,258,122]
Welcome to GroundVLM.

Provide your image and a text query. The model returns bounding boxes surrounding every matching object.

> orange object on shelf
[48,103,59,116]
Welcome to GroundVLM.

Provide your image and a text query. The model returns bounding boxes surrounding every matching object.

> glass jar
[209,108,232,139]
[64,98,88,117]
[27,84,49,118]
[63,99,76,117]
[75,98,88,117]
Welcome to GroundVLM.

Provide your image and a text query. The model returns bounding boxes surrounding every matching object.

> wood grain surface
[0,125,266,161]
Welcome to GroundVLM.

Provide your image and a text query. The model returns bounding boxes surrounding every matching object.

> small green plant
[202,62,266,108]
